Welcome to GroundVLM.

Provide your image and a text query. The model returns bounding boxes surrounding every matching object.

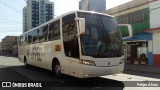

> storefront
[124,32,152,65]
[103,0,160,67]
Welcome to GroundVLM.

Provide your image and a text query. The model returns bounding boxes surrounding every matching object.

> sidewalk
[124,64,160,75]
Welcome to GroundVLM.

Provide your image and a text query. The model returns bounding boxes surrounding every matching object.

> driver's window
[62,14,80,59]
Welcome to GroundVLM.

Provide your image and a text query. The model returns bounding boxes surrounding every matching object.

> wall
[150,0,160,66]
[148,40,153,65]
[152,32,160,66]
[119,8,150,34]
[88,0,106,12]
[79,0,89,11]
[150,0,160,29]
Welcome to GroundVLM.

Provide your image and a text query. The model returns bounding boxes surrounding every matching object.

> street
[0,56,160,90]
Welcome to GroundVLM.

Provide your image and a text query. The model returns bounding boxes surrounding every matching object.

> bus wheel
[24,57,28,67]
[53,62,61,77]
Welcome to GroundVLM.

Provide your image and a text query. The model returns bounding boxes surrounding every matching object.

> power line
[0,18,22,23]
[0,30,22,32]
[0,1,22,15]
[0,22,22,24]
[0,22,22,23]
[0,29,22,31]
[0,27,22,31]
[0,27,21,29]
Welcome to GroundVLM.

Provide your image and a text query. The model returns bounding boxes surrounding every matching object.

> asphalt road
[0,56,159,90]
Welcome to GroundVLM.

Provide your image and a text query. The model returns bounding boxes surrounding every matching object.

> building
[104,0,160,67]
[1,36,18,56]
[23,7,28,33]
[146,0,160,67]
[0,42,2,55]
[23,0,54,33]
[79,0,106,12]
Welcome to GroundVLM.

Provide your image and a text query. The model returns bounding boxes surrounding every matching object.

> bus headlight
[80,60,96,66]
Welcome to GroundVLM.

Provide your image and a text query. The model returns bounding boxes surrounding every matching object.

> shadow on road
[0,65,124,90]
[0,66,31,81]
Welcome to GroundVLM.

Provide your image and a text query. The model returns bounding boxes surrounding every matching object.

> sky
[0,0,132,42]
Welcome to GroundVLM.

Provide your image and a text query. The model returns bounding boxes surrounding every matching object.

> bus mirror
[78,18,85,35]
[118,24,133,39]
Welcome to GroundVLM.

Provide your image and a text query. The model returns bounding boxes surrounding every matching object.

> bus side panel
[40,40,70,75]
[18,45,24,63]
[27,44,35,66]
[19,45,28,64]
[36,41,51,69]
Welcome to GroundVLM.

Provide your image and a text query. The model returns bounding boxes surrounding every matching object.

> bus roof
[20,10,114,36]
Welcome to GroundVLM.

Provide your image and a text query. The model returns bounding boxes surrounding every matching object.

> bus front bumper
[78,63,124,78]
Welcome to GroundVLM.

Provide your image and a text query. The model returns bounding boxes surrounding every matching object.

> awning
[124,32,152,41]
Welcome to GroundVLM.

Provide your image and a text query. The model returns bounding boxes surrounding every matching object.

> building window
[116,9,148,24]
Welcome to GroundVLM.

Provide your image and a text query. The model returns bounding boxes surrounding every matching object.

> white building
[104,0,160,67]
[0,42,1,49]
[147,0,160,66]
[0,42,2,55]
[23,0,54,33]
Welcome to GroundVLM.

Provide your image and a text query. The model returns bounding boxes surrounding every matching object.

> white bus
[18,10,132,78]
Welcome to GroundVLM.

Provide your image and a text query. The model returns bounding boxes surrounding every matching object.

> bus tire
[52,60,61,77]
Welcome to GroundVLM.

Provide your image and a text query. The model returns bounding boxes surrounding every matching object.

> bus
[18,10,132,78]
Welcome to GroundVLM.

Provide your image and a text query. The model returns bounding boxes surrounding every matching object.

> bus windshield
[78,12,123,58]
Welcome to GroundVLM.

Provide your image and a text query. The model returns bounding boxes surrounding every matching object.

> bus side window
[39,27,43,42]
[39,25,48,42]
[22,36,25,45]
[43,25,49,40]
[48,20,60,40]
[33,29,39,43]
[24,34,28,44]
[62,14,79,58]
[19,36,23,45]
[28,32,33,43]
